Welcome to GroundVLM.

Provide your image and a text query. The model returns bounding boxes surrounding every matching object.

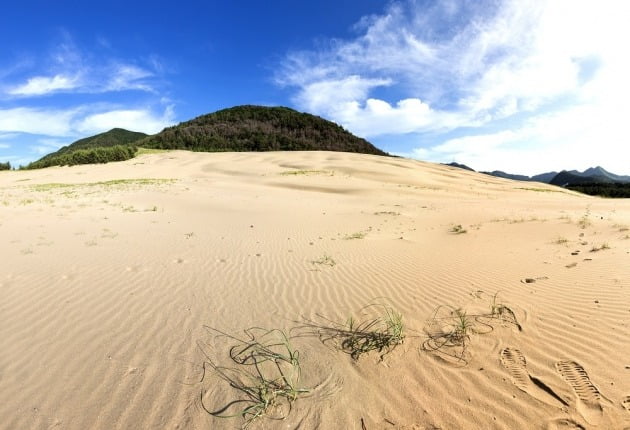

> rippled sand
[1,150,629,429]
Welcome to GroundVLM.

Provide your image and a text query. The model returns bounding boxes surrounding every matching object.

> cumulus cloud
[76,106,174,135]
[278,0,630,172]
[0,107,77,135]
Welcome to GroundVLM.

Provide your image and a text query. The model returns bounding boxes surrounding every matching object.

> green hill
[138,105,388,155]
[27,128,147,169]
[52,128,147,155]
[26,105,388,169]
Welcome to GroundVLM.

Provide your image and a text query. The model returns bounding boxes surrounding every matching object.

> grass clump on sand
[590,243,610,252]
[450,224,467,234]
[515,187,563,193]
[279,169,332,176]
[29,178,176,192]
[343,231,366,240]
[553,236,569,245]
[300,303,405,360]
[200,327,310,428]
[423,293,521,364]
[311,254,336,267]
[135,147,172,156]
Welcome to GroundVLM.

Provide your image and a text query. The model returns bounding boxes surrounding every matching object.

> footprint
[556,360,604,425]
[500,348,529,390]
[546,418,585,430]
[500,348,568,407]
[623,395,630,411]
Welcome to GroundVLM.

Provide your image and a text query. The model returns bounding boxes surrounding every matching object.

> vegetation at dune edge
[26,145,138,169]
[138,105,388,155]
[199,327,310,428]
[0,161,11,170]
[26,128,147,169]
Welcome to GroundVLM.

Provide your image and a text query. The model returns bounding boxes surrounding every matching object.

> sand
[0,150,629,430]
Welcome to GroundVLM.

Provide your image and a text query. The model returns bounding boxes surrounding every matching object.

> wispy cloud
[278,0,630,173]
[7,74,81,96]
[0,105,174,137]
[3,35,160,97]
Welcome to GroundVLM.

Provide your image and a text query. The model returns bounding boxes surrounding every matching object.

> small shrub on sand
[553,236,569,245]
[311,254,336,267]
[450,224,467,234]
[374,211,400,216]
[590,243,610,252]
[200,327,310,428]
[423,293,520,363]
[343,231,366,240]
[300,303,405,360]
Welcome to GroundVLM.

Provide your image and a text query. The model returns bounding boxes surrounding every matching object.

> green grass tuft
[423,293,521,364]
[200,327,310,428]
[299,303,405,360]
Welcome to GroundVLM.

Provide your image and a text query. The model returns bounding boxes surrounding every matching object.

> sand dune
[1,151,629,429]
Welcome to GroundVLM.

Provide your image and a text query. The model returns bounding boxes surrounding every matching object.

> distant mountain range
[445,162,630,186]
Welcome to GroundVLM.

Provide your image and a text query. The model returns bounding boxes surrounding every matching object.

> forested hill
[27,128,147,169]
[42,128,147,159]
[138,105,388,156]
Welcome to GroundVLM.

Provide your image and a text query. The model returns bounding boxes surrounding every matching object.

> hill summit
[138,105,388,155]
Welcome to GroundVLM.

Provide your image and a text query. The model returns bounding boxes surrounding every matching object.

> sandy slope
[0,150,629,430]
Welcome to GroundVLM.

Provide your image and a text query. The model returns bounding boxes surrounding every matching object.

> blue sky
[1,0,628,174]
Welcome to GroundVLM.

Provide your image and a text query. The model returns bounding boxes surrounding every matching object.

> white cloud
[3,36,159,97]
[103,64,154,92]
[295,75,391,115]
[76,106,174,135]
[0,107,77,135]
[0,105,174,137]
[279,0,630,173]
[7,74,80,96]
[6,63,155,97]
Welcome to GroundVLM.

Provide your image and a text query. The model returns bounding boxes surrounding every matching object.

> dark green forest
[0,161,11,170]
[26,145,137,169]
[567,182,630,198]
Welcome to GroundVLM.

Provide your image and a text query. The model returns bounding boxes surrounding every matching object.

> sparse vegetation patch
[299,303,405,360]
[423,293,521,364]
[199,327,310,428]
